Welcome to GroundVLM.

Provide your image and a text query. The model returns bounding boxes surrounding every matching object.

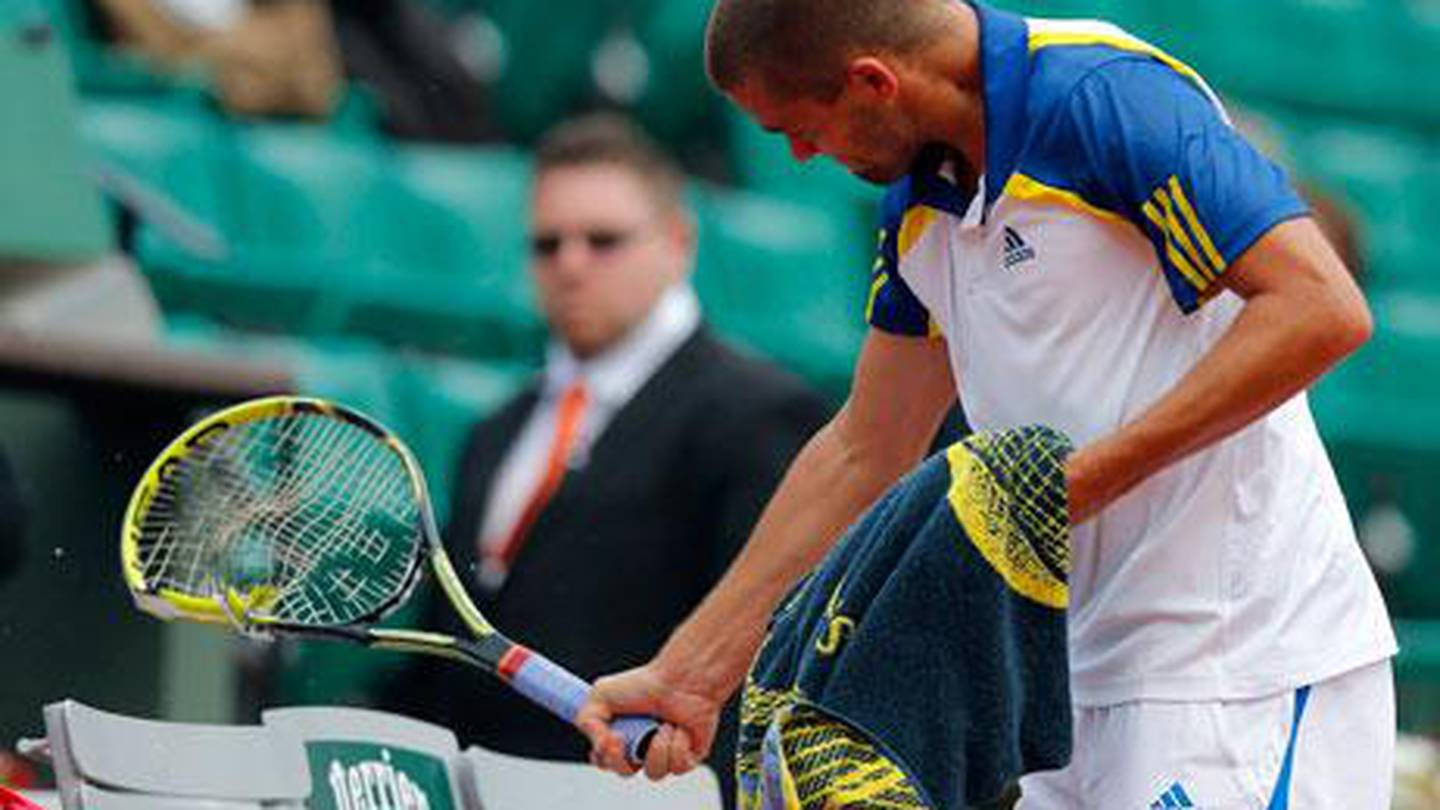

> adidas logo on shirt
[1002,226,1037,269]
[1149,781,1195,808]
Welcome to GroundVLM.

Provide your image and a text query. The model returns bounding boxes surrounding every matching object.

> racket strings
[144,414,325,590]
[247,416,418,624]
[146,415,320,593]
[274,421,416,625]
[135,411,424,627]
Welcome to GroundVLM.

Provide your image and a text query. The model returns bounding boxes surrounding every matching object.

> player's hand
[578,660,722,781]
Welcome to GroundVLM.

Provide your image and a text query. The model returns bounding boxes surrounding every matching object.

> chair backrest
[262,705,472,810]
[40,700,310,810]
[462,744,724,810]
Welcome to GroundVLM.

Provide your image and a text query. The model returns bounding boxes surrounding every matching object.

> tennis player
[579,2,1397,807]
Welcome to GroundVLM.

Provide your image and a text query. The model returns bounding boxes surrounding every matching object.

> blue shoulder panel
[1021,55,1308,312]
[865,178,933,337]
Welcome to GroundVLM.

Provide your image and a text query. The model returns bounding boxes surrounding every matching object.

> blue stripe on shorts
[1265,685,1312,810]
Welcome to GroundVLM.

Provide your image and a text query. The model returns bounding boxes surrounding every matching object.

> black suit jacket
[381,327,831,804]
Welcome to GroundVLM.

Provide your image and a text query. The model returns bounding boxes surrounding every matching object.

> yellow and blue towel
[738,426,1074,810]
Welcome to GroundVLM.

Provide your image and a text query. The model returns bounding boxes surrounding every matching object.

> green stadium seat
[628,0,724,151]
[1395,3,1440,128]
[137,226,355,333]
[136,125,387,334]
[480,0,618,142]
[693,184,868,399]
[1311,311,1440,618]
[368,145,531,285]
[77,97,226,230]
[226,124,387,254]
[992,0,1151,26]
[0,4,111,262]
[1139,0,1433,127]
[1396,620,1440,733]
[342,144,546,360]
[1285,120,1433,292]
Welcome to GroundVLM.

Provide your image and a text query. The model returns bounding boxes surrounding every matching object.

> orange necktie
[485,381,589,579]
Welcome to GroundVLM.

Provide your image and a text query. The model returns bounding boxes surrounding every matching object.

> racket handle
[505,647,660,765]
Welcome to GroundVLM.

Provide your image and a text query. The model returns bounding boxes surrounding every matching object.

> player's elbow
[1339,296,1373,354]
[1312,284,1373,365]
[1332,275,1372,348]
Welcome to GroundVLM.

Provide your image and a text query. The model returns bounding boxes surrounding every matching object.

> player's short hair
[705,0,952,101]
[534,112,685,212]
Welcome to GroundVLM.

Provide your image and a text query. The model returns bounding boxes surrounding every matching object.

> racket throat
[458,632,517,674]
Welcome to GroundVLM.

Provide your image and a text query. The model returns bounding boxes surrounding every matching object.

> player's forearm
[654,412,920,702]
[1067,235,1371,522]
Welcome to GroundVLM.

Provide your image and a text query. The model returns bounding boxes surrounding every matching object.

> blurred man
[381,112,829,806]
[581,2,1395,808]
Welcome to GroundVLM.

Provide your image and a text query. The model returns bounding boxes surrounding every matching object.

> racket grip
[506,647,660,765]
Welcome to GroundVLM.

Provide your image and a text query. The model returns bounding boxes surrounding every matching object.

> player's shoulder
[1023,17,1215,122]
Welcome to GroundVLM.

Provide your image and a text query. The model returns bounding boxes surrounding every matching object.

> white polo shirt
[866,6,1395,706]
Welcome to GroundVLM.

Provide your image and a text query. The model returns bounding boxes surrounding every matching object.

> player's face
[729,76,924,185]
[528,164,690,358]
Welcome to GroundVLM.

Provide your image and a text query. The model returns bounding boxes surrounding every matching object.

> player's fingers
[577,689,638,774]
[673,727,700,775]
[642,724,699,780]
[589,741,638,777]
[575,710,612,751]
[576,706,614,756]
[577,715,621,774]
[642,724,678,780]
[602,731,639,776]
[581,710,641,776]
[666,726,698,776]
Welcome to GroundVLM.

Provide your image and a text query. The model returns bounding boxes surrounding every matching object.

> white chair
[30,700,310,809]
[262,705,474,810]
[462,744,723,810]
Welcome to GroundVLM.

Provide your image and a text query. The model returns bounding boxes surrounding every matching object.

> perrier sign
[303,741,457,810]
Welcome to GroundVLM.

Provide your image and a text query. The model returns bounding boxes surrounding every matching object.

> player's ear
[845,56,900,101]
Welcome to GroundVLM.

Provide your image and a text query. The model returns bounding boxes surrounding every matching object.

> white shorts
[1016,659,1394,809]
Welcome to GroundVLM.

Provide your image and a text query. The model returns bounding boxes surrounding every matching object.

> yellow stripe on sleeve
[1143,200,1213,293]
[1168,176,1227,274]
[1149,188,1217,282]
[863,273,886,323]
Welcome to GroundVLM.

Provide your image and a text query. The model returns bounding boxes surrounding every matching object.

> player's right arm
[578,326,956,778]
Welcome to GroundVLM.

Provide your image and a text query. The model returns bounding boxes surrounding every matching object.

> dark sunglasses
[529,227,642,259]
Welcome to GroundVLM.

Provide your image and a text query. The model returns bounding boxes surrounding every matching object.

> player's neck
[910,9,985,175]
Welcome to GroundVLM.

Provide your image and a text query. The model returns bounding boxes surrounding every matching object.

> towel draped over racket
[737,426,1075,810]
